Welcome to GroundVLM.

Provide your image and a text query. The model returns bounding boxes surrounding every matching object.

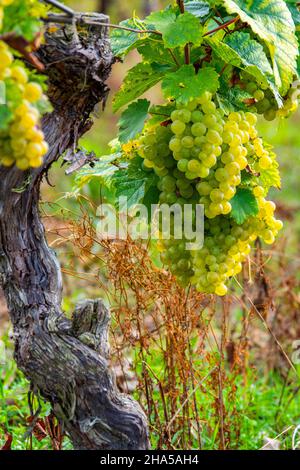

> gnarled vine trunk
[0,14,150,450]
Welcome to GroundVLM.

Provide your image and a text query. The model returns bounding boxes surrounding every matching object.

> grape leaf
[259,165,281,189]
[163,12,203,48]
[0,106,12,131]
[118,99,150,144]
[110,19,147,58]
[2,0,46,40]
[75,154,122,188]
[162,65,219,104]
[113,63,165,112]
[149,103,175,124]
[112,157,158,209]
[225,32,282,106]
[285,0,300,26]
[137,38,179,66]
[223,0,298,95]
[217,86,252,114]
[145,9,203,48]
[144,8,177,33]
[230,188,259,224]
[184,1,211,20]
[143,184,160,215]
[258,144,281,189]
[241,170,255,184]
[206,31,282,106]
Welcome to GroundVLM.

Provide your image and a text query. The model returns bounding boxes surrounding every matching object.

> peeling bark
[0,14,150,450]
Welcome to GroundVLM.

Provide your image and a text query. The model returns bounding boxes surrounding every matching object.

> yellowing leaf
[223,0,298,95]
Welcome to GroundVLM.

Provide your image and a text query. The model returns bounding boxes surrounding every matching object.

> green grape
[187,159,202,173]
[171,120,186,135]
[181,136,194,148]
[202,154,217,168]
[137,98,282,297]
[254,89,265,101]
[191,122,206,137]
[178,109,192,123]
[264,109,277,121]
[0,39,49,170]
[191,110,203,122]
[169,137,181,152]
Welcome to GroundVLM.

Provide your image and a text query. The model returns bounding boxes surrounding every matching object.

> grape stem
[176,0,190,65]
[203,16,240,37]
[168,48,181,67]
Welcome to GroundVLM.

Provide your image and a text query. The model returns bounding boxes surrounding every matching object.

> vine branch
[43,0,74,17]
[203,16,240,37]
[44,13,162,36]
[177,0,190,65]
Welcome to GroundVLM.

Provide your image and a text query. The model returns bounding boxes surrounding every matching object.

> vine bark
[0,14,150,450]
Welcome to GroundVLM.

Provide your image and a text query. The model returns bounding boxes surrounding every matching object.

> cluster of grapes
[0,40,49,170]
[160,238,194,288]
[241,72,300,121]
[191,199,282,296]
[142,94,258,219]
[138,93,282,295]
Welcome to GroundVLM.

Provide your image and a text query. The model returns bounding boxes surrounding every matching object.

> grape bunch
[137,93,282,296]
[0,40,49,170]
[240,71,300,121]
[191,198,282,296]
[142,93,258,219]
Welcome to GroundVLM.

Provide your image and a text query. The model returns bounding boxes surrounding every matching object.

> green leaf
[162,65,219,104]
[163,12,203,48]
[149,103,175,124]
[142,184,160,215]
[144,8,177,33]
[0,106,13,131]
[118,99,150,144]
[113,63,165,112]
[2,0,46,40]
[184,1,211,20]
[145,9,203,48]
[216,86,252,114]
[230,188,259,225]
[74,154,122,187]
[241,170,255,184]
[112,157,158,209]
[206,31,282,106]
[225,32,282,105]
[110,19,146,58]
[137,38,179,66]
[223,0,298,95]
[286,1,300,26]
